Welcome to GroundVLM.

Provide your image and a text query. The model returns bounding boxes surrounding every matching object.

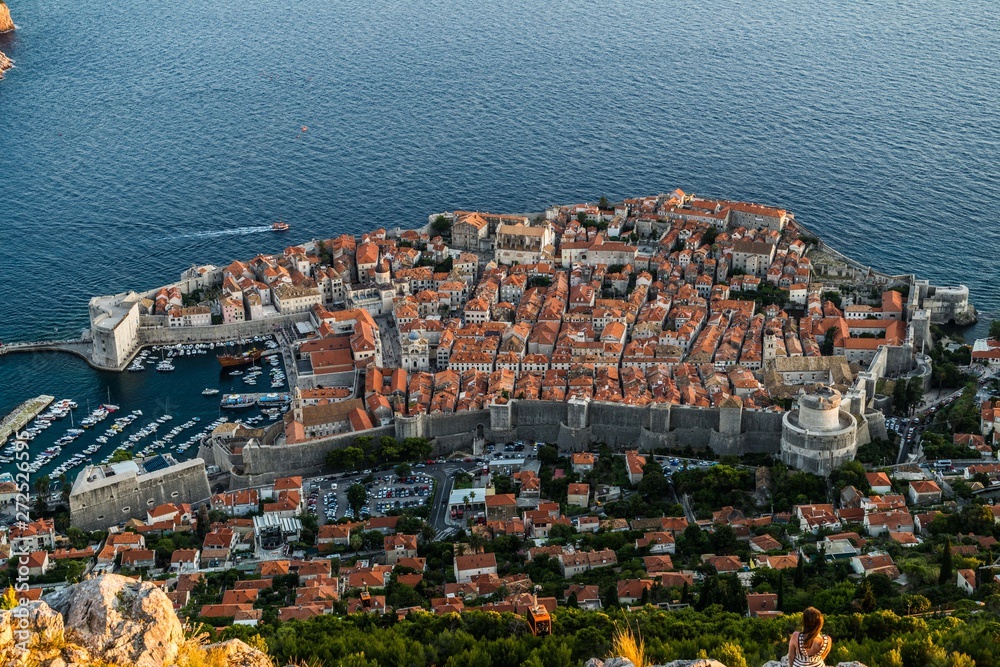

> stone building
[780,386,859,476]
[494,223,556,265]
[69,455,211,531]
[89,292,141,368]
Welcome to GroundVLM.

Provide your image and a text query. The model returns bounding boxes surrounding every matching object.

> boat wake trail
[173,226,273,240]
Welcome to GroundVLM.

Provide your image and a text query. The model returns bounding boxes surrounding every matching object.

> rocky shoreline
[0,50,12,79]
[0,1,15,32]
[0,1,15,80]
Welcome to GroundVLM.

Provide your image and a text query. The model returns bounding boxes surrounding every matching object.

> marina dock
[0,394,55,445]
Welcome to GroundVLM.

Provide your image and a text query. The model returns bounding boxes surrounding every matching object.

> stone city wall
[225,397,787,484]
[238,425,395,486]
[136,313,310,345]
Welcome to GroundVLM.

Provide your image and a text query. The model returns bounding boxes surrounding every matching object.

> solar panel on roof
[143,455,170,473]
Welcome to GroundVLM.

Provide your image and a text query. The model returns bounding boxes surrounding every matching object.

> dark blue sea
[1,0,998,474]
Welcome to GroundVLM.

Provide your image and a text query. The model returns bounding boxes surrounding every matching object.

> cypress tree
[794,555,805,587]
[939,537,954,585]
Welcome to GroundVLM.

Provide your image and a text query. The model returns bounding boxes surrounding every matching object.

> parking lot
[486,440,535,458]
[306,468,438,524]
[653,455,720,473]
[367,471,434,517]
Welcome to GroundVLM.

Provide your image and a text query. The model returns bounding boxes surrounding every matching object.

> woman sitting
[787,606,833,667]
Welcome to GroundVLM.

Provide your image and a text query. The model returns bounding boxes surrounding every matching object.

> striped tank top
[792,632,830,667]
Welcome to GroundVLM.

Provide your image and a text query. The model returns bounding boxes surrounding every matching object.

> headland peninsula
[3,191,1000,667]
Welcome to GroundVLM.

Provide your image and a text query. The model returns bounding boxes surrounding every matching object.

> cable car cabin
[527,605,551,636]
[360,590,372,609]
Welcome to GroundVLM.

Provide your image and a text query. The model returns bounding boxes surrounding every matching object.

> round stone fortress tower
[780,385,858,476]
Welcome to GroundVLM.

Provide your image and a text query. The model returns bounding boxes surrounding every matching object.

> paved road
[375,315,401,368]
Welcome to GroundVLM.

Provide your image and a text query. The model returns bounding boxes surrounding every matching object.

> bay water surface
[1,0,998,431]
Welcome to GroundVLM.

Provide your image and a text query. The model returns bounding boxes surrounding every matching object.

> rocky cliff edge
[0,1,14,80]
[0,2,15,33]
[0,574,271,667]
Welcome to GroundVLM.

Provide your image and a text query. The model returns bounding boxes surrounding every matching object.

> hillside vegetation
[215,606,998,667]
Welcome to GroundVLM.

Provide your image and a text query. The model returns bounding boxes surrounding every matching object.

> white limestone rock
[44,574,184,667]
[204,638,273,667]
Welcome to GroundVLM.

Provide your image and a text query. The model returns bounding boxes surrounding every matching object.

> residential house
[567,483,590,508]
[384,534,419,566]
[908,480,942,505]
[170,549,201,573]
[957,569,977,596]
[24,551,51,577]
[485,494,518,522]
[120,549,156,570]
[851,552,900,579]
[866,472,893,495]
[454,553,498,584]
[635,532,676,555]
[558,549,617,577]
[571,452,595,474]
[747,592,781,618]
[564,584,601,610]
[9,518,56,552]
[625,450,646,485]
[617,579,654,605]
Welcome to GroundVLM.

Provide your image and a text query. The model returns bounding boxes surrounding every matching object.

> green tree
[401,437,433,460]
[712,642,749,667]
[679,524,708,557]
[547,523,576,542]
[0,587,17,610]
[709,525,739,556]
[59,473,70,504]
[493,475,515,495]
[395,463,412,478]
[537,445,560,466]
[347,483,368,517]
[893,380,910,415]
[820,334,834,356]
[432,215,452,236]
[829,460,868,493]
[854,579,876,612]
[637,461,669,499]
[33,475,51,498]
[793,555,805,588]
[906,376,925,413]
[939,537,954,585]
[380,436,401,461]
[989,320,1000,340]
[110,448,133,463]
[386,582,424,609]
